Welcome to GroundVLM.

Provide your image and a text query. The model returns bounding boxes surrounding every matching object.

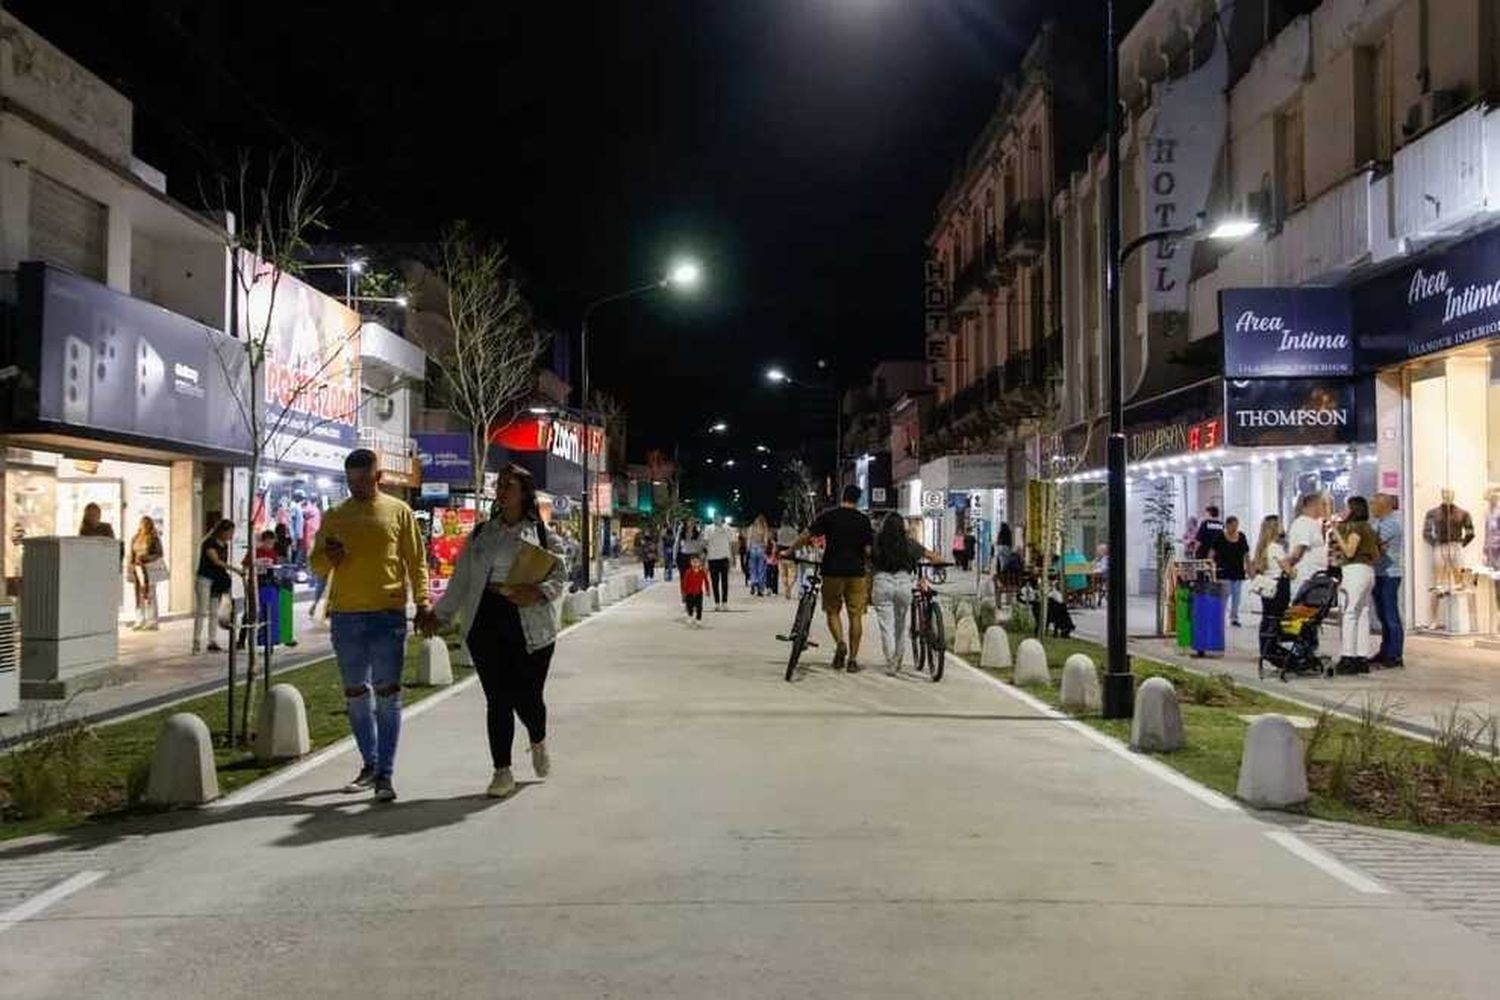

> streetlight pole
[766,364,839,501]
[1100,0,1258,718]
[577,261,701,588]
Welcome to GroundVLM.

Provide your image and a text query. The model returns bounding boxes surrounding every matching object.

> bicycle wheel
[927,604,946,682]
[785,591,815,681]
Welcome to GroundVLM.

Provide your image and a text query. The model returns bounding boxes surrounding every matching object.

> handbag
[1249,573,1279,598]
[143,558,170,584]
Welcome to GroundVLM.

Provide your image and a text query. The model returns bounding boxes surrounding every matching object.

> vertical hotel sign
[924,257,948,386]
[1142,6,1229,318]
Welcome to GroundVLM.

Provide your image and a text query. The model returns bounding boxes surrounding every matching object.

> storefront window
[3,451,172,617]
[1407,346,1499,635]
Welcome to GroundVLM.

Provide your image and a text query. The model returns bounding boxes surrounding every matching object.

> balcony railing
[951,233,1001,310]
[1003,199,1046,260]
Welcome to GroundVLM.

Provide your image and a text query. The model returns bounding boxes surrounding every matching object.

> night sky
[11,0,1111,514]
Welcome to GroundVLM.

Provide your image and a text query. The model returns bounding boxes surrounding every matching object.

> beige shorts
[821,575,870,616]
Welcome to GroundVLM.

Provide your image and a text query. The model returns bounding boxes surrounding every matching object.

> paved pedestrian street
[2,582,1499,999]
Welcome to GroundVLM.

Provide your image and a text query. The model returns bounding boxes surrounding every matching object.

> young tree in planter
[417,223,547,501]
[208,152,365,744]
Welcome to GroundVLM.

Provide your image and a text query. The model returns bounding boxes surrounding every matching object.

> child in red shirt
[680,556,709,625]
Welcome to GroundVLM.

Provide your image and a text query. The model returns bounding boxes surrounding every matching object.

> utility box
[19,536,120,699]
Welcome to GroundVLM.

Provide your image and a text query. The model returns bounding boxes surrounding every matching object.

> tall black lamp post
[1101,1,1259,718]
[577,259,701,587]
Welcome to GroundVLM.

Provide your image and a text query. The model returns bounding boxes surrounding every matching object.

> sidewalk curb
[211,580,654,810]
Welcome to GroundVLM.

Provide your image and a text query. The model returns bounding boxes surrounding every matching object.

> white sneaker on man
[487,767,517,799]
[531,742,550,779]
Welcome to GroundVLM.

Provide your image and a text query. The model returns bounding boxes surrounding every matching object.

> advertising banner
[1354,223,1500,363]
[26,264,252,456]
[239,254,362,472]
[426,506,477,601]
[415,432,475,485]
[1220,287,1354,377]
[1225,378,1372,447]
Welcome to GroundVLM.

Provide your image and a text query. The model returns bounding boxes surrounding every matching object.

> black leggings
[685,594,704,620]
[709,558,730,604]
[467,590,555,770]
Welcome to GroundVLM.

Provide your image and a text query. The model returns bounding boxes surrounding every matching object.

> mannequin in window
[1484,486,1500,573]
[1423,488,1475,626]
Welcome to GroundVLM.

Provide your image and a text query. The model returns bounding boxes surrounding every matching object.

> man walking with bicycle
[785,484,873,673]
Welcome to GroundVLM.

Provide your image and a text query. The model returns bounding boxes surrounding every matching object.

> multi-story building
[1053,0,1500,642]
[0,10,236,627]
[914,21,1105,560]
[840,360,925,513]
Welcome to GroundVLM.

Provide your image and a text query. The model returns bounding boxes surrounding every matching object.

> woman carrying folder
[433,464,569,798]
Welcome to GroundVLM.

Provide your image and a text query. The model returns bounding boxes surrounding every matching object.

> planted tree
[416,223,547,501]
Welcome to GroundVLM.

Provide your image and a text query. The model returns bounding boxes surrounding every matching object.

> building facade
[1050,0,1500,642]
[915,20,1105,564]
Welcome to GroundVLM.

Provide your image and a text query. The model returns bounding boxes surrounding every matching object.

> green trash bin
[1174,583,1194,649]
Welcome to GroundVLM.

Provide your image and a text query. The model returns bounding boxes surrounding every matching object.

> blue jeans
[329,611,408,777]
[1225,579,1244,623]
[1373,575,1404,661]
[748,547,767,592]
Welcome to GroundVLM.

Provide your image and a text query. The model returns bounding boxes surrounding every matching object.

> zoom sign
[1225,378,1371,447]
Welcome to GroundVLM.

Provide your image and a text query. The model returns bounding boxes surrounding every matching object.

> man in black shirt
[787,484,874,673]
[1194,505,1225,559]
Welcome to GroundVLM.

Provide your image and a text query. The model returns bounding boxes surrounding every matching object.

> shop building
[356,321,423,495]
[0,14,250,623]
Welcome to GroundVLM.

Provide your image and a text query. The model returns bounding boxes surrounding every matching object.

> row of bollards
[146,572,653,808]
[967,622,1309,810]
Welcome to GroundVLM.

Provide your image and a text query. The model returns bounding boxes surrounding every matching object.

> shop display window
[1407,346,1499,636]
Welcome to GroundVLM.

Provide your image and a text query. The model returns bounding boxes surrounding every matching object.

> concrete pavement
[2,579,1499,998]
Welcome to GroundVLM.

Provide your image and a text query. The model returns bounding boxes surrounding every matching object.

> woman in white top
[1285,493,1329,598]
[434,463,569,800]
[1251,514,1292,619]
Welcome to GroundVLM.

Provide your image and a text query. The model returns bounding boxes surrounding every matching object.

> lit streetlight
[765,362,842,496]
[710,421,729,433]
[577,255,703,586]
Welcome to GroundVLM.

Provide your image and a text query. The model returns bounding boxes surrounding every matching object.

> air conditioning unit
[1403,89,1465,138]
[0,598,17,713]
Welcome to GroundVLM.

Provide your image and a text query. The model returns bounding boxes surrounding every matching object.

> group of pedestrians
[1212,492,1405,671]
[665,514,809,624]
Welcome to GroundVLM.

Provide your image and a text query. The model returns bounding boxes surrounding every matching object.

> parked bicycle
[909,561,950,682]
[776,555,823,681]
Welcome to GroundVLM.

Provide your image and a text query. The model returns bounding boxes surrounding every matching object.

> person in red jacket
[680,555,709,626]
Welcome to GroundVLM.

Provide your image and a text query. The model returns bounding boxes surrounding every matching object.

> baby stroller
[1257,571,1340,681]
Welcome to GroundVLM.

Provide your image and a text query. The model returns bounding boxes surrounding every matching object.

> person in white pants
[1330,496,1381,668]
[869,512,946,675]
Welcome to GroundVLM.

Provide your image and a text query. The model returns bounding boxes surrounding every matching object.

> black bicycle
[909,562,950,682]
[776,555,822,681]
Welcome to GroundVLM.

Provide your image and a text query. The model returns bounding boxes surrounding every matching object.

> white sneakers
[487,744,549,798]
[487,768,517,799]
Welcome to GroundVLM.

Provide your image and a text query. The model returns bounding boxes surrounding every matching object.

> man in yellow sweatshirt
[309,448,435,802]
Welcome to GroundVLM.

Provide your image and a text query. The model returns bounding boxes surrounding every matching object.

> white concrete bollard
[955,600,975,621]
[416,636,453,686]
[980,626,1011,669]
[254,683,310,762]
[1014,638,1050,686]
[952,615,980,655]
[145,713,219,806]
[1131,676,1185,752]
[588,586,602,612]
[599,581,618,606]
[1059,653,1101,712]
[1236,715,1310,808]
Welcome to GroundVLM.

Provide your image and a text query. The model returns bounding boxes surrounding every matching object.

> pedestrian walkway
[2,578,1498,997]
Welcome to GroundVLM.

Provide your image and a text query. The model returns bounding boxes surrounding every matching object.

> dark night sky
[11,0,1110,513]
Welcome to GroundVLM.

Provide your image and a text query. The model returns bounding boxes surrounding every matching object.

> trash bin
[256,580,281,650]
[1191,582,1226,655]
[1175,584,1194,649]
[275,565,297,646]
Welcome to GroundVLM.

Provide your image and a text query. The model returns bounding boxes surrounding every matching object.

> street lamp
[710,421,728,433]
[301,257,368,305]
[576,256,702,587]
[1101,2,1258,718]
[764,363,842,498]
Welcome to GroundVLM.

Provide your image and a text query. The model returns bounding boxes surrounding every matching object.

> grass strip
[970,634,1500,847]
[2,639,472,842]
